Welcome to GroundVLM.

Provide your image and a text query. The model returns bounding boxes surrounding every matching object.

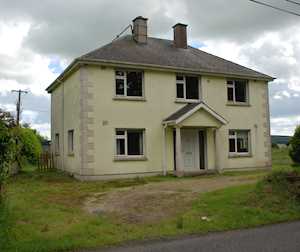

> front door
[181,129,200,171]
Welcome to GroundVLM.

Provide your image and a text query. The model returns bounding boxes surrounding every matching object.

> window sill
[68,153,75,157]
[114,156,148,161]
[228,153,252,158]
[113,96,146,102]
[175,99,201,104]
[227,102,250,107]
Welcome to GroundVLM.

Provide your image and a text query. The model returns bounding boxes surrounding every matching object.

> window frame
[115,70,144,99]
[227,79,249,104]
[228,130,251,157]
[55,133,60,155]
[114,128,146,160]
[176,75,201,102]
[68,129,74,156]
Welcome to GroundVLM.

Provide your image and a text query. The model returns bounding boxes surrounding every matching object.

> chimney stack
[173,23,188,49]
[132,16,148,43]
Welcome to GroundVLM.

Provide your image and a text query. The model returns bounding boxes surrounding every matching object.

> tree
[289,125,300,165]
[0,109,16,197]
[18,128,42,164]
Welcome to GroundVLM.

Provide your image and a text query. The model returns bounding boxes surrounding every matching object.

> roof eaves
[79,58,275,81]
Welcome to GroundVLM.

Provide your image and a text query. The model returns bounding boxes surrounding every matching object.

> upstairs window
[227,80,248,103]
[176,75,199,100]
[68,130,74,155]
[229,130,250,155]
[115,70,143,97]
[115,129,144,156]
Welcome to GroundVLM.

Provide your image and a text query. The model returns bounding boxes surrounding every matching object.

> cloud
[1,0,300,137]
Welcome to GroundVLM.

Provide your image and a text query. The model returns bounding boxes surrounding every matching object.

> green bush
[0,120,16,195]
[289,126,300,165]
[18,128,42,164]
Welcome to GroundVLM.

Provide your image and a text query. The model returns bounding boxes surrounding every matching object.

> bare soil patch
[83,174,262,224]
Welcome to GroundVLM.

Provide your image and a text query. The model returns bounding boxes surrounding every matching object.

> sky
[0,0,300,138]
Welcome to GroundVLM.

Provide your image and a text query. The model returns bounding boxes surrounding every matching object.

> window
[176,75,199,100]
[229,130,250,155]
[55,133,59,154]
[68,130,74,155]
[115,70,143,97]
[115,129,144,157]
[227,80,248,103]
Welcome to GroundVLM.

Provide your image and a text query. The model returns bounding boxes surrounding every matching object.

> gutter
[45,58,275,93]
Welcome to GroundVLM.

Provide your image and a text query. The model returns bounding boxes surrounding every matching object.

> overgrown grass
[3,148,300,252]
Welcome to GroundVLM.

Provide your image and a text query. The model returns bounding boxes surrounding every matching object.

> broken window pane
[127,72,143,97]
[127,130,143,155]
[185,76,199,99]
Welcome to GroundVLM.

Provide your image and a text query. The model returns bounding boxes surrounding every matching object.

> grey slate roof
[164,102,200,122]
[163,101,228,124]
[80,35,273,80]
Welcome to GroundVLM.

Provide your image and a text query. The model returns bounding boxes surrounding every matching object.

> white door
[181,129,199,171]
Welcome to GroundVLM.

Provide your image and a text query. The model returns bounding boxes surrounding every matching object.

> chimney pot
[132,16,148,44]
[173,23,188,49]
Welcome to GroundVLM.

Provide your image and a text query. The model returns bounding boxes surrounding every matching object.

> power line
[249,0,300,17]
[286,0,300,6]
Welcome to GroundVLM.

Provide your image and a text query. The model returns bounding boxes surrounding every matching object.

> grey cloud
[1,0,299,58]
[269,82,300,118]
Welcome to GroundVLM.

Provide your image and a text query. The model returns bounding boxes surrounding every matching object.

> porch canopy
[162,102,228,177]
[163,102,227,127]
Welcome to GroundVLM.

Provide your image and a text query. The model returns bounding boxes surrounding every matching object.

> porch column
[214,128,222,172]
[175,126,184,177]
[162,125,167,176]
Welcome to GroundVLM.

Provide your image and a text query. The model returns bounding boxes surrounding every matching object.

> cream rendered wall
[87,66,183,177]
[52,64,271,178]
[201,76,271,170]
[51,70,81,174]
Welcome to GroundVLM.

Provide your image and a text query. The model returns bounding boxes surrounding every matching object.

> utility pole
[11,89,28,126]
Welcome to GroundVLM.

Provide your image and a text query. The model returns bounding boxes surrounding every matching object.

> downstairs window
[229,130,250,155]
[115,129,144,157]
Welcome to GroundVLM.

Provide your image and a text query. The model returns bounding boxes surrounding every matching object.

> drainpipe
[162,123,168,176]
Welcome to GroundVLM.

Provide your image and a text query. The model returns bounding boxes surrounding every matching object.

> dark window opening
[229,138,236,153]
[235,80,247,102]
[126,72,143,97]
[176,75,199,100]
[127,131,143,155]
[227,80,247,103]
[116,79,124,95]
[186,76,199,99]
[176,83,184,98]
[227,87,234,101]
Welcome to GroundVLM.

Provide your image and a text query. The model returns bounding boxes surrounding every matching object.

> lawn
[2,148,300,252]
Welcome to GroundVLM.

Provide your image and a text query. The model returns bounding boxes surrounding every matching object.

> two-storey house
[46,16,274,180]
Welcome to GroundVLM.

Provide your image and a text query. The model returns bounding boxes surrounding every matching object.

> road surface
[85,221,300,252]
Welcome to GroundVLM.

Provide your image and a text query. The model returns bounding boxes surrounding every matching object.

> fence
[37,152,54,171]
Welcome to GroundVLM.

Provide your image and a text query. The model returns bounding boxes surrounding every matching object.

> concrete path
[88,221,300,252]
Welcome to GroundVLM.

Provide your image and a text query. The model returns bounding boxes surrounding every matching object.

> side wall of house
[51,70,81,174]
